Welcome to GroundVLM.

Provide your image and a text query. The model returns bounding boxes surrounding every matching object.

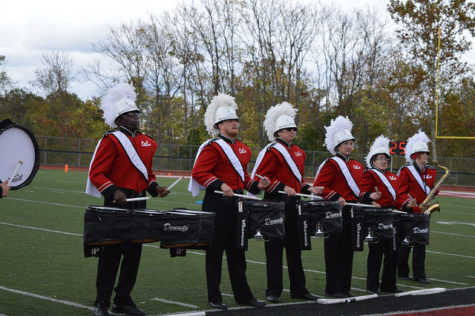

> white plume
[365,135,391,167]
[204,93,238,135]
[100,83,136,128]
[324,116,353,155]
[263,102,297,141]
[405,130,430,163]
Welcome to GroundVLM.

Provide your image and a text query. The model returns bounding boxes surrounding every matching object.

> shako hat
[263,102,297,141]
[324,116,355,155]
[204,93,239,135]
[365,135,391,168]
[100,83,140,128]
[405,130,430,163]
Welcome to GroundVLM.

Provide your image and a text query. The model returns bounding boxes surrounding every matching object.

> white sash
[272,142,302,182]
[314,158,328,183]
[188,139,214,196]
[187,138,245,196]
[329,156,360,197]
[368,168,396,201]
[250,143,274,179]
[406,165,431,195]
[85,131,148,198]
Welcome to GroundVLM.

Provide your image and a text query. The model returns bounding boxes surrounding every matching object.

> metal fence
[36,136,474,187]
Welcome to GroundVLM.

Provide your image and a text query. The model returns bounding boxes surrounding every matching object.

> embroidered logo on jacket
[389,175,397,180]
[424,175,433,179]
[141,140,152,147]
[353,164,361,170]
[295,151,302,157]
[239,148,247,154]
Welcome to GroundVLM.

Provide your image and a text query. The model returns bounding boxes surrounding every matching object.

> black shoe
[398,275,412,281]
[414,278,431,284]
[346,292,355,298]
[291,293,320,301]
[111,304,146,316]
[208,301,228,310]
[266,295,279,303]
[238,297,266,308]
[94,303,110,316]
[381,288,403,293]
[367,289,379,295]
[325,292,348,298]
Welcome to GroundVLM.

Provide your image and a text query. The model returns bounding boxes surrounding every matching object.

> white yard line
[6,198,84,209]
[427,250,475,259]
[151,298,199,308]
[0,222,82,236]
[436,221,475,227]
[431,230,475,238]
[427,278,468,285]
[0,285,94,311]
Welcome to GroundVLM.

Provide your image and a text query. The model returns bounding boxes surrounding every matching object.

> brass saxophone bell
[424,202,440,215]
[253,229,264,240]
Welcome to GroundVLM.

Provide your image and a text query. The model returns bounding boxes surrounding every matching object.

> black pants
[324,208,353,295]
[264,196,308,298]
[95,188,146,307]
[398,244,426,280]
[367,237,397,291]
[203,191,254,303]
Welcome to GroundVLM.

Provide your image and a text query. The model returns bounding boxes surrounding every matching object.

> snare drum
[84,205,131,246]
[398,213,430,246]
[159,208,215,250]
[0,119,40,189]
[298,200,342,250]
[363,208,394,240]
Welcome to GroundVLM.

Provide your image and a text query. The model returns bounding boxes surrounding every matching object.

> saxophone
[420,161,450,215]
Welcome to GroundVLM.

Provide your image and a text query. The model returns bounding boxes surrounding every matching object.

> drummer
[189,93,268,310]
[86,83,169,316]
[313,116,364,298]
[251,102,321,303]
[359,136,402,294]
[1,179,10,198]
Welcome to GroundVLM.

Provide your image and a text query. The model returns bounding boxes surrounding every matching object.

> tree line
[1,0,474,158]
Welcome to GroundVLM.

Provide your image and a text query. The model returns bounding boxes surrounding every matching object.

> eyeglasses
[285,128,297,132]
[375,157,390,162]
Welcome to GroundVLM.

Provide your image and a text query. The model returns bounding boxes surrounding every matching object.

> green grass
[1,169,474,315]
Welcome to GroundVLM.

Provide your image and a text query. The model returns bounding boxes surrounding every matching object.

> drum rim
[0,119,40,190]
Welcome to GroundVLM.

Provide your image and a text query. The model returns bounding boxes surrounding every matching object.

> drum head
[0,120,40,190]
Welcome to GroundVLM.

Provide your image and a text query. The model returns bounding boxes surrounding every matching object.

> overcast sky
[1,0,473,101]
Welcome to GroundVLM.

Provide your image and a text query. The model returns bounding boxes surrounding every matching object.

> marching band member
[313,116,363,298]
[251,102,321,303]
[0,179,10,198]
[86,83,169,316]
[359,136,402,294]
[396,130,436,284]
[189,93,268,310]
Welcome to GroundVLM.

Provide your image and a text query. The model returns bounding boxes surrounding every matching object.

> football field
[0,169,474,315]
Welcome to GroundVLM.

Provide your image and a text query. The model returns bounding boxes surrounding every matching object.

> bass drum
[0,119,40,189]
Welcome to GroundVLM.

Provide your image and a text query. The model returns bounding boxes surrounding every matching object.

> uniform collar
[336,152,350,162]
[275,137,292,148]
[219,134,236,144]
[119,126,139,137]
[413,161,424,173]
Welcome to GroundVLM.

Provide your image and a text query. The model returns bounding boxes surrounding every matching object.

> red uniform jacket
[396,163,438,213]
[89,128,158,199]
[254,138,310,193]
[359,168,399,209]
[191,135,259,193]
[313,153,364,202]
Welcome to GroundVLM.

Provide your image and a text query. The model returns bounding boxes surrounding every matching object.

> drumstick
[374,186,379,194]
[9,160,23,183]
[277,190,323,199]
[167,177,182,190]
[407,194,417,205]
[345,202,377,208]
[125,197,150,202]
[255,174,264,179]
[214,190,262,200]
